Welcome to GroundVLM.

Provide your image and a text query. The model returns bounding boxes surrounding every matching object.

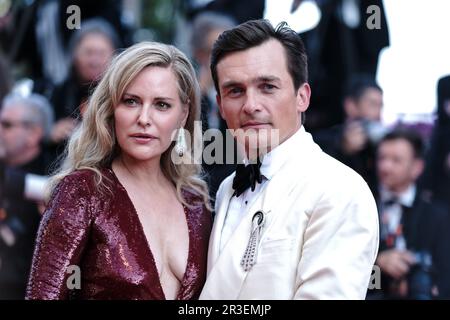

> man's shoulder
[296,148,375,206]
[294,145,368,187]
[414,193,449,222]
[319,150,367,179]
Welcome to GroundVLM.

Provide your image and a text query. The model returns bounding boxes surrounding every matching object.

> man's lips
[241,121,270,129]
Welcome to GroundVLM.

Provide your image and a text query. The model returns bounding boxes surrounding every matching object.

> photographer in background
[421,75,450,209]
[0,93,53,299]
[370,128,450,299]
[46,18,118,166]
[314,74,385,192]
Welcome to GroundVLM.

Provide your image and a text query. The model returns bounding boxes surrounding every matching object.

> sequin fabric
[25,168,212,300]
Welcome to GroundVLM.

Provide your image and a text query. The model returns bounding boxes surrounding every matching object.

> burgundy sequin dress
[26,168,212,300]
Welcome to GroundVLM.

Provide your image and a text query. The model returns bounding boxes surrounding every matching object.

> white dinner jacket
[200,127,379,300]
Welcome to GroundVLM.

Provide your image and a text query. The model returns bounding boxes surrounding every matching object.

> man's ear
[412,158,425,181]
[296,83,311,113]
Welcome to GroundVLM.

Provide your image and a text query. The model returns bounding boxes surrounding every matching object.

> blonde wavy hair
[49,41,210,210]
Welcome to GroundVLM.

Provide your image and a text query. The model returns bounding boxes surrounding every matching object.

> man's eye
[228,87,243,96]
[155,101,171,110]
[262,83,276,91]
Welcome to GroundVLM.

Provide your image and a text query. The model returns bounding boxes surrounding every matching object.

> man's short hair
[378,127,424,159]
[190,12,236,53]
[345,74,383,102]
[210,19,308,95]
[69,18,121,54]
[2,93,54,141]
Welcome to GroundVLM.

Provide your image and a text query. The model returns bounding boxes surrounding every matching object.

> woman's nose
[137,104,152,127]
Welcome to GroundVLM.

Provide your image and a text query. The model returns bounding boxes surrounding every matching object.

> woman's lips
[130,133,157,144]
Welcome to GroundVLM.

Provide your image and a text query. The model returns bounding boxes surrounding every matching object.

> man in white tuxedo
[199,19,379,300]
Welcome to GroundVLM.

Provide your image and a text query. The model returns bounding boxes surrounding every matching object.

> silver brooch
[241,211,265,272]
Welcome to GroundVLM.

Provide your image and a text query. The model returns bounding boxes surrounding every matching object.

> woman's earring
[175,128,187,157]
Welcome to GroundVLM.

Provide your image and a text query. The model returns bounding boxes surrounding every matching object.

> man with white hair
[0,93,53,299]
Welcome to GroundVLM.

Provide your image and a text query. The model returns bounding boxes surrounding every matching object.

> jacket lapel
[201,129,319,299]
[201,157,305,299]
[207,184,234,272]
[201,184,257,299]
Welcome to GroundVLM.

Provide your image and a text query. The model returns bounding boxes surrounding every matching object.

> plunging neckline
[108,168,192,300]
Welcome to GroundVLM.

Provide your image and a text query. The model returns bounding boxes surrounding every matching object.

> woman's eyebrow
[122,92,141,99]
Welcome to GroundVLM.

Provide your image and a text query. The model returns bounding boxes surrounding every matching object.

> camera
[408,251,434,300]
[360,120,389,144]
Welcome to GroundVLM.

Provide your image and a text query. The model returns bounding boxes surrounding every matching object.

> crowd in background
[0,0,449,300]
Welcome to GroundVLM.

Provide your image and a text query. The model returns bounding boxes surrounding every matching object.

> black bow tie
[383,197,399,207]
[232,158,263,197]
[382,197,412,210]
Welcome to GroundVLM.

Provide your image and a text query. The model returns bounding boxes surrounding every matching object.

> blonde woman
[26,42,212,300]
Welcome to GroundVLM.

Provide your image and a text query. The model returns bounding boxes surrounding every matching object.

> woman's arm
[26,173,93,300]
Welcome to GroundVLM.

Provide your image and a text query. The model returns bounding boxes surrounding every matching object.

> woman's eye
[156,101,171,110]
[124,98,138,106]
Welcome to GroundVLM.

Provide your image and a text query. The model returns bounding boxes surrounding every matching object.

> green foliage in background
[140,0,179,42]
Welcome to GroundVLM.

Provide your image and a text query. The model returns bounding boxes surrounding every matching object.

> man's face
[354,88,383,122]
[0,105,32,161]
[216,39,310,156]
[377,139,423,192]
[74,33,115,83]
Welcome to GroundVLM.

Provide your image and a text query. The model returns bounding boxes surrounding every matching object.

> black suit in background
[302,0,390,132]
[421,75,450,208]
[200,96,236,209]
[0,152,49,299]
[2,0,132,91]
[186,0,265,24]
[369,192,450,300]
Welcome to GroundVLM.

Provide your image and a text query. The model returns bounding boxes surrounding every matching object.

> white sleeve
[294,179,379,300]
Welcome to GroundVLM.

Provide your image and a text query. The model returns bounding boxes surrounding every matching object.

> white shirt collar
[380,184,416,207]
[261,126,306,180]
[239,126,306,181]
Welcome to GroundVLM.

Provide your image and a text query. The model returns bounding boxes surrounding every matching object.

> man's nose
[378,160,393,173]
[242,89,262,114]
